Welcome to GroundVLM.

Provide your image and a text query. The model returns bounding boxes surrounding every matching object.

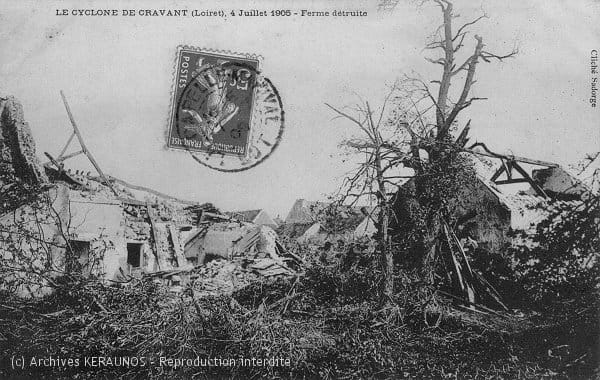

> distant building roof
[225,209,278,228]
[284,199,330,224]
[277,222,317,239]
[285,198,376,224]
[227,209,263,223]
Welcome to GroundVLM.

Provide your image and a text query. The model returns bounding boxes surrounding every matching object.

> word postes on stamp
[167,47,284,172]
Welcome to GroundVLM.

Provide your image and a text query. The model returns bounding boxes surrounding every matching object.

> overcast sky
[1,0,598,218]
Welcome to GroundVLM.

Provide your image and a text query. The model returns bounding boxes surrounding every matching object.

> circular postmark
[174,59,284,172]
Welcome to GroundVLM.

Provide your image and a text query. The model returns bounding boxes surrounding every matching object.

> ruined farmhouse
[0,95,296,297]
[402,151,591,255]
[0,93,592,299]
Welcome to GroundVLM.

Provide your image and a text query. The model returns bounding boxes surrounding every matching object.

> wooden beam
[60,91,118,196]
[55,150,84,162]
[202,212,234,221]
[490,165,506,182]
[465,148,559,167]
[44,152,63,171]
[494,178,530,185]
[99,175,199,206]
[57,132,76,159]
[505,161,513,180]
[146,205,162,271]
[442,222,475,305]
[168,224,188,268]
[43,152,84,186]
[118,197,146,206]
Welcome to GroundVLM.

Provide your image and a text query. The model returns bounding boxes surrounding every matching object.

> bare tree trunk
[378,187,394,303]
[376,165,394,303]
[435,1,454,131]
[369,104,394,304]
[325,98,399,304]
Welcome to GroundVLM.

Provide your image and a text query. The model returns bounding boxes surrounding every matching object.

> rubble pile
[145,253,297,297]
[160,223,301,295]
[141,223,301,296]
[0,94,300,298]
[190,259,256,295]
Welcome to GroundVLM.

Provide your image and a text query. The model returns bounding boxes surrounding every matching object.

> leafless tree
[327,0,517,303]
[396,0,517,273]
[326,87,410,304]
[404,0,517,152]
[0,187,110,297]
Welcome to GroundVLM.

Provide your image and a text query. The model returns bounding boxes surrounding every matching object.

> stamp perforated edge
[164,45,264,154]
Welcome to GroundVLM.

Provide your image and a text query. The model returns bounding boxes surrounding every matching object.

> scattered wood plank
[168,224,188,268]
[146,205,162,271]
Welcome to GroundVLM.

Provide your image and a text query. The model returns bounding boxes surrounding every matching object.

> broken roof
[467,152,582,232]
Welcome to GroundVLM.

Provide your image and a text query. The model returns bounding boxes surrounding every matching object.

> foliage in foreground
[0,257,598,379]
[509,196,600,306]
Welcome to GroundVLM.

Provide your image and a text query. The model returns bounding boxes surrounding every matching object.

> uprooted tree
[327,0,517,304]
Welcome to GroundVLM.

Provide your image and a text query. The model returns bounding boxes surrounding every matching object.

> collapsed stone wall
[0,96,49,214]
[0,96,48,186]
[123,203,152,241]
[0,94,296,294]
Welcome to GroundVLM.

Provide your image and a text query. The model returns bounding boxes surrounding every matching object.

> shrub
[509,198,600,305]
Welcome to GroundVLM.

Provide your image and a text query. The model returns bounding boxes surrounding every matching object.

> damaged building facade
[0,96,297,297]
[398,152,592,255]
[2,93,591,300]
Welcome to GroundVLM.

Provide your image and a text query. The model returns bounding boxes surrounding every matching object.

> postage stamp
[167,46,284,172]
